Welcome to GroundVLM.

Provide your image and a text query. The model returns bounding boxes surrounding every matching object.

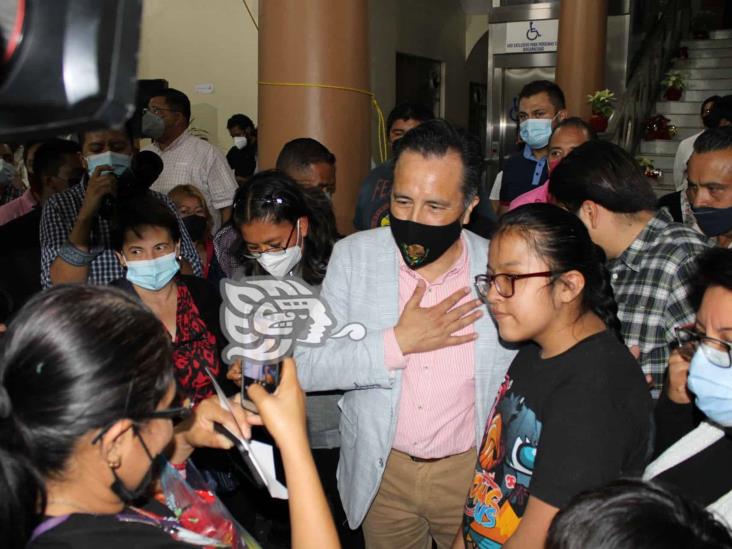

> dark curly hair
[231,169,339,285]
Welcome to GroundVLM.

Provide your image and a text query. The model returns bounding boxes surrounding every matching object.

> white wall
[137,0,259,150]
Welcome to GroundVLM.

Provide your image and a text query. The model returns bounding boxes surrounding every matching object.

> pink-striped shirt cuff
[384,328,407,371]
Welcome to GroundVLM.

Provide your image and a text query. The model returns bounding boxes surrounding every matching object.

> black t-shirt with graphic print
[463,330,653,547]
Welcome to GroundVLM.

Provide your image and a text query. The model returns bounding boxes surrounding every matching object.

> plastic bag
[157,460,261,548]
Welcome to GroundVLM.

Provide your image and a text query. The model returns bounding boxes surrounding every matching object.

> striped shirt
[144,131,238,233]
[385,235,476,459]
[609,209,710,396]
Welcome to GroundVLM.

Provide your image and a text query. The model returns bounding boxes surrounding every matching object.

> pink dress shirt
[0,188,36,226]
[508,180,550,211]
[384,236,476,459]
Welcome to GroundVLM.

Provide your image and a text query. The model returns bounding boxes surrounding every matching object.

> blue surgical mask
[125,252,179,291]
[687,344,732,427]
[86,151,131,177]
[519,118,554,150]
[691,205,732,237]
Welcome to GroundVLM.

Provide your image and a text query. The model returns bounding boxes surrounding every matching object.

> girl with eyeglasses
[645,247,732,526]
[0,285,339,549]
[218,169,338,283]
[458,203,652,549]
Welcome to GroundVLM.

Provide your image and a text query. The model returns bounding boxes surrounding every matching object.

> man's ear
[554,269,586,305]
[579,200,601,230]
[115,251,126,268]
[44,175,63,194]
[557,109,568,122]
[462,195,480,224]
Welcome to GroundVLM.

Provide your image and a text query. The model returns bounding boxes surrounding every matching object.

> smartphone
[240,361,282,413]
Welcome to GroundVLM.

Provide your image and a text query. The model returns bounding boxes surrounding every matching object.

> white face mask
[256,221,302,277]
[233,136,248,149]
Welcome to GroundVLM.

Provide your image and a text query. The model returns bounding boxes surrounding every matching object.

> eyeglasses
[474,271,555,299]
[233,195,289,211]
[243,223,297,259]
[674,326,732,368]
[91,405,192,444]
[144,106,180,116]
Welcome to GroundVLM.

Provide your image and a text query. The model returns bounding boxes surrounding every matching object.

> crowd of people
[1,80,732,549]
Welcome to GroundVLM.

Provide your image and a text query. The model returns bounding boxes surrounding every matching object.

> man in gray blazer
[295,120,516,549]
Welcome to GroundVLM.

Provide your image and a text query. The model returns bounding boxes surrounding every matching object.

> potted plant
[662,71,684,101]
[586,89,615,132]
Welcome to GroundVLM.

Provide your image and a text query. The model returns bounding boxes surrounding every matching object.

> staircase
[639,29,732,195]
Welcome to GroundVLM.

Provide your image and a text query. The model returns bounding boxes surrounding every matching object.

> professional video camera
[98,150,164,220]
[0,0,142,139]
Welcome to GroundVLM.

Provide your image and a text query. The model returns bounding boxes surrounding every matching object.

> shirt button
[611,273,618,281]
[378,458,384,467]
[418,405,423,410]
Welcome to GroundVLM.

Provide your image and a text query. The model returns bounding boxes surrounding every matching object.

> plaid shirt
[608,208,710,395]
[144,131,238,233]
[40,178,202,288]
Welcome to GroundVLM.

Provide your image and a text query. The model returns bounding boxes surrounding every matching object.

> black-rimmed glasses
[474,271,555,299]
[674,326,732,368]
[91,405,192,445]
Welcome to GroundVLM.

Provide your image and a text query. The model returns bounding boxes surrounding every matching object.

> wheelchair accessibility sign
[505,20,558,53]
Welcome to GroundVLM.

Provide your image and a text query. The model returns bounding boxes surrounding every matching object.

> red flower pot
[664,87,683,101]
[589,114,609,133]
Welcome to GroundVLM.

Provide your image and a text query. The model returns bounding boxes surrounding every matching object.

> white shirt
[673,131,703,191]
[144,131,238,232]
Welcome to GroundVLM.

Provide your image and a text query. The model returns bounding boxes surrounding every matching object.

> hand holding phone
[245,358,308,447]
[240,360,282,413]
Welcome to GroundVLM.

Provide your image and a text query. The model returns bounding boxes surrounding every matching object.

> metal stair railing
[606,0,689,154]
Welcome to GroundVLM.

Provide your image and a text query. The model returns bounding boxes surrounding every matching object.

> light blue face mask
[519,118,554,150]
[687,343,732,427]
[125,252,179,291]
[86,151,131,177]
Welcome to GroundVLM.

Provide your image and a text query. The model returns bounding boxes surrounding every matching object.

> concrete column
[258,0,370,234]
[555,0,608,119]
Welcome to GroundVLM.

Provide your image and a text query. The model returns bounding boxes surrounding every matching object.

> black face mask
[110,426,165,504]
[389,210,463,269]
[691,205,732,237]
[182,214,207,242]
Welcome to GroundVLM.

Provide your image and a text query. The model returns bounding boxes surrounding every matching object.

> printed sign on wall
[505,20,559,53]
